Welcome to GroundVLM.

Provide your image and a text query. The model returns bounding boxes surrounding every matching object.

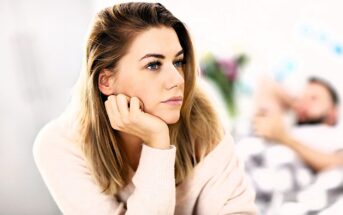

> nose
[165,63,184,90]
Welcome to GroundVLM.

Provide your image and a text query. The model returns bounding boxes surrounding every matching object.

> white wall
[0,0,92,214]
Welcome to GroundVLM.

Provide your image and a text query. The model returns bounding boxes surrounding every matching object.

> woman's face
[113,27,185,124]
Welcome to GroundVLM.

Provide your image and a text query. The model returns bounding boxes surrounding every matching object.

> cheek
[128,82,160,112]
[141,89,160,112]
[309,105,325,116]
[115,73,151,98]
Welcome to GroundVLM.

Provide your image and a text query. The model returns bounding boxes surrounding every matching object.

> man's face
[295,82,334,125]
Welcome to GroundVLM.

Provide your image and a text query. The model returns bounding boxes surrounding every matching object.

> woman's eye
[174,59,185,68]
[147,61,162,70]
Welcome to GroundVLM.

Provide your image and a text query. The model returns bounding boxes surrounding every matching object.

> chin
[160,113,181,124]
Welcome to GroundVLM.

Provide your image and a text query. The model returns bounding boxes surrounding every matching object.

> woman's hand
[104,94,170,149]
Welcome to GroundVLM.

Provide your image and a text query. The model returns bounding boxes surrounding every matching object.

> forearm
[265,77,296,109]
[282,135,343,172]
[127,144,176,214]
[254,78,294,115]
[148,132,170,149]
[274,86,295,109]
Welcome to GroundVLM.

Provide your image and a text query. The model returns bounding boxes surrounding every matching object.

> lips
[162,96,183,103]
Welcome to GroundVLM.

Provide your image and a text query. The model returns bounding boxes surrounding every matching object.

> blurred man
[253,76,343,172]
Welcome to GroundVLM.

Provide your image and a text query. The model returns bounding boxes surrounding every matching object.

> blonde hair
[77,2,224,195]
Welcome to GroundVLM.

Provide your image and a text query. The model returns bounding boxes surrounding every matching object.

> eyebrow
[139,50,184,61]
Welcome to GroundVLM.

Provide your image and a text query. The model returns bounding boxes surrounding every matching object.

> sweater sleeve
[33,119,176,215]
[127,144,176,214]
[196,134,258,215]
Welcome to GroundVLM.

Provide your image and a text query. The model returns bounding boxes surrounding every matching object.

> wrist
[147,132,170,149]
[279,133,294,146]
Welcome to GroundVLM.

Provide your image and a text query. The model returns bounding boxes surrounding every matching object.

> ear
[98,69,116,96]
[326,106,339,126]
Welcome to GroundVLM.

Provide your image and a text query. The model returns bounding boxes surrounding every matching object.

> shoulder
[193,131,237,174]
[33,114,83,172]
[33,118,63,156]
[32,116,122,214]
[203,131,236,162]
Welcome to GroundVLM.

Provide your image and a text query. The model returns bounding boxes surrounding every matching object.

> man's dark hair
[308,77,339,106]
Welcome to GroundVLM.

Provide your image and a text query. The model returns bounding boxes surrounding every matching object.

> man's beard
[296,115,327,126]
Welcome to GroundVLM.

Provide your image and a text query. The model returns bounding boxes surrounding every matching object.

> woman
[33,2,257,214]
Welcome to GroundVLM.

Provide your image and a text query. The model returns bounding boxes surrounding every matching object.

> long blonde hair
[77,2,224,195]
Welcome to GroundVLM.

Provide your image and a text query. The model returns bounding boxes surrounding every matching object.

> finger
[253,124,261,134]
[116,94,130,117]
[252,116,259,125]
[105,95,120,128]
[253,122,267,135]
[253,126,262,136]
[105,95,118,118]
[129,97,143,113]
[255,129,266,138]
[252,116,263,126]
[256,108,268,117]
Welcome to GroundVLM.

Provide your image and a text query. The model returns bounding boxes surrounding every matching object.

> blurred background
[1,0,343,214]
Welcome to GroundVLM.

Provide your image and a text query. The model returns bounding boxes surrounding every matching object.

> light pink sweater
[33,107,257,215]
